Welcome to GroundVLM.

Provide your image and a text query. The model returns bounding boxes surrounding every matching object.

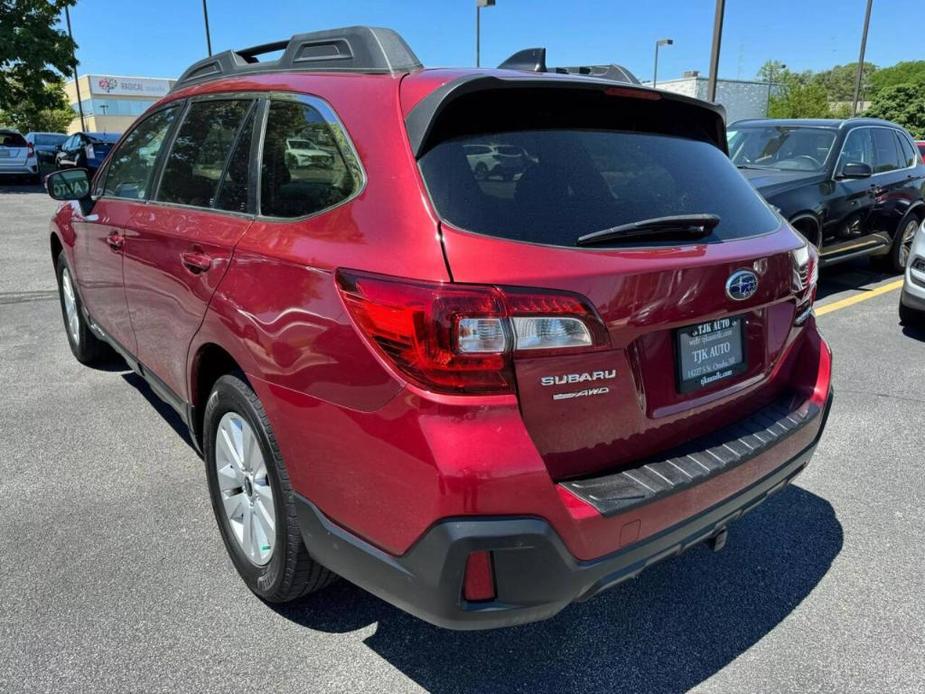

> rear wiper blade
[576,214,721,246]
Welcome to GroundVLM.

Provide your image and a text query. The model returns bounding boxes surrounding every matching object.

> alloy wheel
[215,412,276,566]
[60,268,80,346]
[898,219,918,269]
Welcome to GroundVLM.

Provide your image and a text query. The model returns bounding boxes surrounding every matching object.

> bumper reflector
[463,551,495,602]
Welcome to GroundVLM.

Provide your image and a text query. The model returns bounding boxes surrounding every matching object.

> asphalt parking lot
[1,184,923,693]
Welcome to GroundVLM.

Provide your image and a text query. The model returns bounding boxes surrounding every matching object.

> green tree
[768,73,832,119]
[868,61,925,97]
[812,62,877,102]
[0,79,73,132]
[757,60,789,84]
[0,0,77,122]
[864,83,925,138]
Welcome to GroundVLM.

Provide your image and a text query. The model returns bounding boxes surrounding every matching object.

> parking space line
[815,279,904,316]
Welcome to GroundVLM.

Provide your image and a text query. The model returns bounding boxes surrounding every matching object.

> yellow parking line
[815,279,904,316]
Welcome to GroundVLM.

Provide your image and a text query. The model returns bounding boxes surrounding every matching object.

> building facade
[64,75,176,134]
[655,73,773,124]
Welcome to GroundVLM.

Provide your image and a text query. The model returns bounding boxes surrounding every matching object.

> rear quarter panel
[187,72,450,437]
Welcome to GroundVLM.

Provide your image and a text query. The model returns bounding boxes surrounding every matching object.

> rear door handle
[180,251,213,273]
[106,231,124,251]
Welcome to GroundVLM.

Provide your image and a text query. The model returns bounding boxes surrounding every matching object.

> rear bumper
[0,162,37,175]
[296,391,832,630]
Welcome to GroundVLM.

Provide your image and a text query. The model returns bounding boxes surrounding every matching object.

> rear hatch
[0,131,29,170]
[411,78,812,480]
[86,135,118,166]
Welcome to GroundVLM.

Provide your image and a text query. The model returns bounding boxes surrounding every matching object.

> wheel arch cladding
[789,214,822,246]
[50,232,63,266]
[190,342,248,447]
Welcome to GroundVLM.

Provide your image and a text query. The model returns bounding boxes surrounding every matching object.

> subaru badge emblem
[726,269,758,301]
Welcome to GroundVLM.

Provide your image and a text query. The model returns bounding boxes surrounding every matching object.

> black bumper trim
[562,397,821,517]
[295,392,832,630]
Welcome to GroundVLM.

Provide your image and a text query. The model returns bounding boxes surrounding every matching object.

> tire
[55,253,110,365]
[204,373,334,602]
[899,298,924,326]
[887,215,921,274]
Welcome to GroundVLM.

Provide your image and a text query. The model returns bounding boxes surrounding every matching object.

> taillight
[27,143,35,158]
[791,242,818,324]
[336,269,610,394]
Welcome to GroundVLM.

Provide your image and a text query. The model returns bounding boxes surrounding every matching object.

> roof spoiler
[172,26,422,91]
[498,48,640,85]
[405,75,726,159]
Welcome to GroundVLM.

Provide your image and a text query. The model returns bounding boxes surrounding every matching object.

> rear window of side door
[121,95,260,401]
[869,127,916,236]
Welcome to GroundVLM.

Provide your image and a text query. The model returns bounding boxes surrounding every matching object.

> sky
[64,0,921,83]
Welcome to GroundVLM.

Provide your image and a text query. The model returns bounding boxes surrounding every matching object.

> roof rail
[498,47,640,85]
[172,26,422,91]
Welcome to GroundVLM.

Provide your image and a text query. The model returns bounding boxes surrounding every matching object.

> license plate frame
[675,316,748,394]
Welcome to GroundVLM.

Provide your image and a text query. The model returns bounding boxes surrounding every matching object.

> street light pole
[706,0,726,103]
[202,0,213,57]
[653,38,673,88]
[766,63,786,115]
[852,0,874,116]
[475,0,495,67]
[64,6,86,132]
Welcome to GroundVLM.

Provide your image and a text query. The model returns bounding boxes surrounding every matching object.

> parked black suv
[729,118,925,271]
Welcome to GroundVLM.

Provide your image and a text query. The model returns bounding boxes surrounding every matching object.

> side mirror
[839,162,873,179]
[46,168,92,201]
[46,168,95,215]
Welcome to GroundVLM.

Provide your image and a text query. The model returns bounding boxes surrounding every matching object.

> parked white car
[899,219,925,325]
[0,129,39,182]
[463,143,527,180]
[285,138,333,169]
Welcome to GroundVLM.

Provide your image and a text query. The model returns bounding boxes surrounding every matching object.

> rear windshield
[36,134,67,146]
[0,132,27,147]
[88,133,120,144]
[419,129,779,247]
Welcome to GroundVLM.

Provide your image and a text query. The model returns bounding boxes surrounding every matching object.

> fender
[903,200,925,224]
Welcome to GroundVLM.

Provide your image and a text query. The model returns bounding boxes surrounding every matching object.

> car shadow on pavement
[0,183,44,194]
[274,485,841,694]
[120,371,197,451]
[901,322,925,342]
[815,258,898,302]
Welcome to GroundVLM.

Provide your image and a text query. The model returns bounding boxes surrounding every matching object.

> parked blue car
[54,132,121,174]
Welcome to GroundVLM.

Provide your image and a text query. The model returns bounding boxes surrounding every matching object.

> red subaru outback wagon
[45,26,832,629]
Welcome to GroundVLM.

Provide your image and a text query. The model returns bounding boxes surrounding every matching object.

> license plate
[676,316,747,393]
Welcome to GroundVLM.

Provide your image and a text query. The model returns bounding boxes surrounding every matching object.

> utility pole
[64,6,86,132]
[202,0,213,56]
[706,0,726,103]
[852,0,873,116]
